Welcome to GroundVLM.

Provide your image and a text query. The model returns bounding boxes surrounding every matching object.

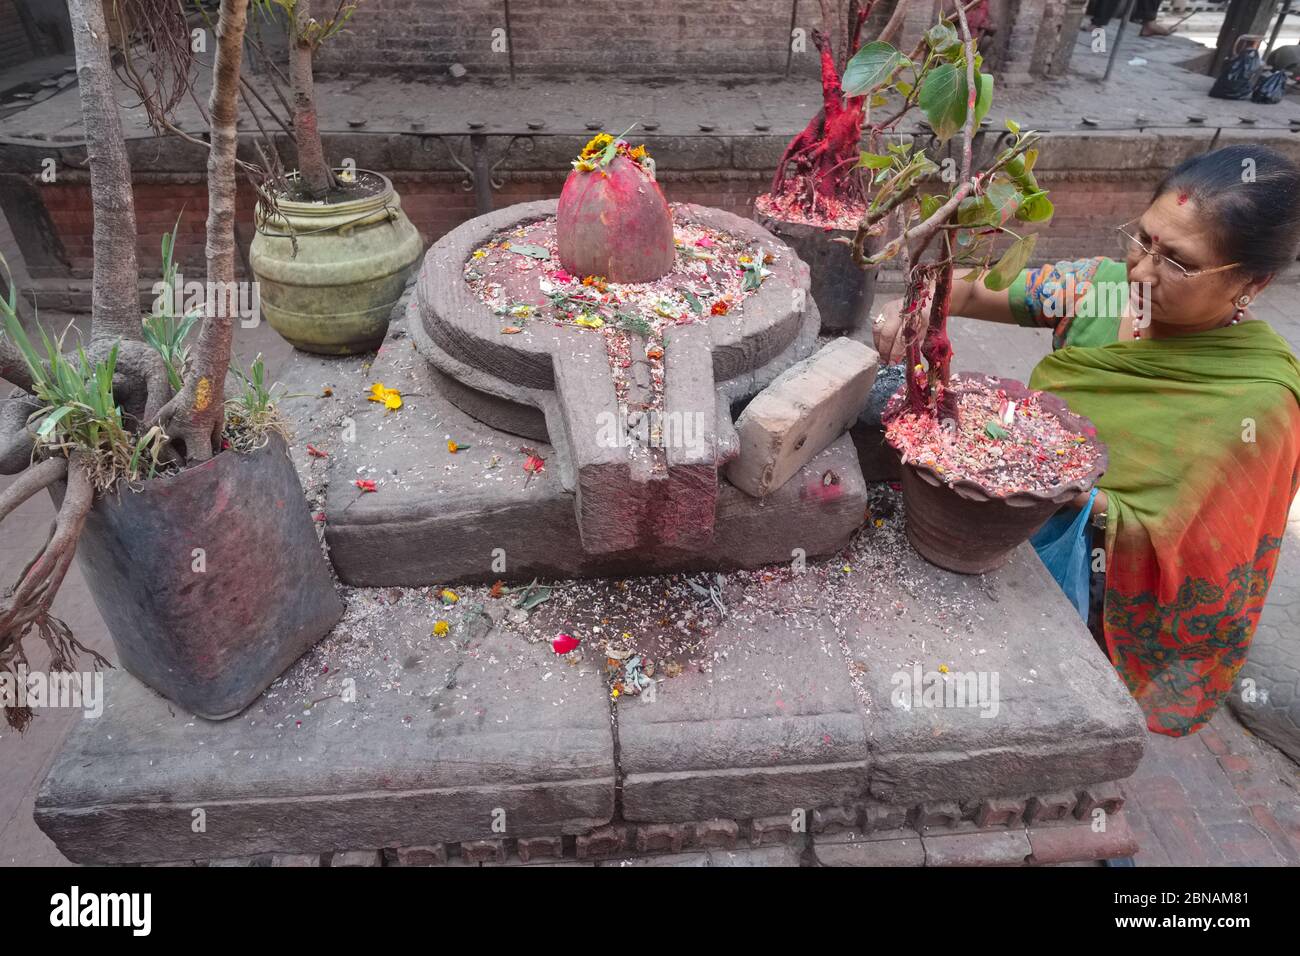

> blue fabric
[1030,487,1099,620]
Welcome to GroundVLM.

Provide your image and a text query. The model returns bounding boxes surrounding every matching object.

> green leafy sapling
[840,1,1054,419]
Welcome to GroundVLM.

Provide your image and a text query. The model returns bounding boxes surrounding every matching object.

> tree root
[0,455,66,523]
[0,389,38,475]
[0,451,107,731]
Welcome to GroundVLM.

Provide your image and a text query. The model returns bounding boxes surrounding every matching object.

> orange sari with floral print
[1030,321,1300,736]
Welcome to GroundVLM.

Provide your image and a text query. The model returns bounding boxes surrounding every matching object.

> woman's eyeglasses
[1115,219,1240,280]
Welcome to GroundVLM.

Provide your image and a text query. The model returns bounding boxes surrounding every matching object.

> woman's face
[1124,191,1269,330]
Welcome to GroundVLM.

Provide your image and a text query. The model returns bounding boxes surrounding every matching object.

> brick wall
[20,178,258,286]
[15,127,1294,308]
[309,1,1060,80]
[11,164,1167,306]
[317,0,913,78]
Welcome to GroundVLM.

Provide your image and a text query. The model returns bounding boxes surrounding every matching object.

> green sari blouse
[1009,255,1130,350]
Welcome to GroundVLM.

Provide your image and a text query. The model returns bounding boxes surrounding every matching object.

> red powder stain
[801,478,844,504]
[1177,192,1189,205]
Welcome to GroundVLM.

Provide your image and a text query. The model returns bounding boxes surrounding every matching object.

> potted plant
[840,2,1107,573]
[751,0,916,335]
[245,0,424,354]
[0,0,340,727]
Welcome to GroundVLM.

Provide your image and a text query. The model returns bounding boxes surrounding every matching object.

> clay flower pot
[887,373,1108,574]
[250,169,424,355]
[64,432,343,719]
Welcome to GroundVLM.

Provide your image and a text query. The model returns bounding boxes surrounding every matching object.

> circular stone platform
[412,200,820,556]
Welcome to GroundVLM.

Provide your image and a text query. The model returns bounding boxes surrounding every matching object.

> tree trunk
[291,0,333,198]
[67,0,141,344]
[161,0,250,462]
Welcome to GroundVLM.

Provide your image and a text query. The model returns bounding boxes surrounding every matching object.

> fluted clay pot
[887,373,1108,574]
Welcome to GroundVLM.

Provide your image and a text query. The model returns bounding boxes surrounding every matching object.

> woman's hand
[1071,488,1108,517]
[871,296,909,365]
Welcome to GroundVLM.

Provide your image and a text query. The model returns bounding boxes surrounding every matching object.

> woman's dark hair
[1153,143,1300,280]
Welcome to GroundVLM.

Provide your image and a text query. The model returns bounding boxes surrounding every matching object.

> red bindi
[1177,192,1189,205]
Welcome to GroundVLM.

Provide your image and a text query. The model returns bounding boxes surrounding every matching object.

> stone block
[517,836,564,863]
[971,796,1028,829]
[859,545,1146,806]
[1026,815,1138,865]
[815,836,924,867]
[922,830,1031,867]
[271,854,324,867]
[750,814,799,846]
[726,337,879,498]
[1026,792,1078,826]
[693,819,739,850]
[618,586,870,822]
[708,846,803,867]
[575,825,628,859]
[635,824,689,855]
[385,845,448,867]
[862,801,909,832]
[460,840,506,864]
[34,606,615,864]
[598,852,711,868]
[330,850,383,867]
[1073,783,1126,821]
[914,801,964,830]
[812,805,860,834]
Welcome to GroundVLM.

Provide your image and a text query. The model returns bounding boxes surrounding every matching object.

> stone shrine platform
[33,312,1147,861]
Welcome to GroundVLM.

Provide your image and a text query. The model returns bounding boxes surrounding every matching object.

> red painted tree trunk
[770,30,867,216]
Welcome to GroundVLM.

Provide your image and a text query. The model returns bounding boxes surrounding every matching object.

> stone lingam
[320,134,876,585]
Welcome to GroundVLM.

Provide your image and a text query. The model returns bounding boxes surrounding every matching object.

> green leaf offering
[509,244,551,260]
[984,420,1009,440]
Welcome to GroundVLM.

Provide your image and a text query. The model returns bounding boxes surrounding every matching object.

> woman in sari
[873,144,1300,737]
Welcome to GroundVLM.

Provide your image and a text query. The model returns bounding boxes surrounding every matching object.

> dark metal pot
[66,431,343,719]
[753,211,876,335]
[887,373,1108,574]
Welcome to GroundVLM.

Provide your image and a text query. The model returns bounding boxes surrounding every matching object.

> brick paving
[1121,709,1300,866]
